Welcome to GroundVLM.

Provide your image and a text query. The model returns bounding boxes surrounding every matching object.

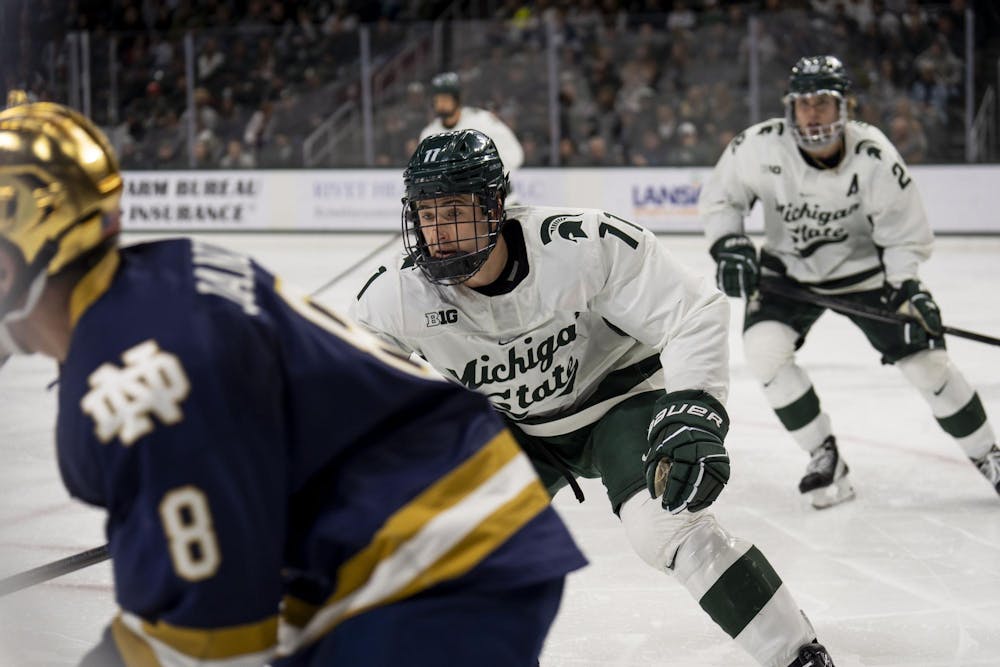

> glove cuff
[709,234,755,261]
[648,390,730,446]
[882,278,930,309]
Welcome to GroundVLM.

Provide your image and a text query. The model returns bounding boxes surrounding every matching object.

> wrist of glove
[881,279,943,339]
[709,234,759,298]
[644,390,731,514]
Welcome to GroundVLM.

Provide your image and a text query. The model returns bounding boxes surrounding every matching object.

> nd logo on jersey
[81,340,190,446]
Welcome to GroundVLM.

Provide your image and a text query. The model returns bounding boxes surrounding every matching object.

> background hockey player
[419,71,525,179]
[352,128,836,667]
[700,55,1000,508]
[0,101,586,666]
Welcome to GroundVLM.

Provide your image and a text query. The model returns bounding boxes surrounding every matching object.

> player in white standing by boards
[353,128,837,667]
[419,71,525,198]
[700,55,1000,509]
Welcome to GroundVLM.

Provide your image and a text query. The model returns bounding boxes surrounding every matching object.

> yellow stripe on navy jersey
[112,612,277,666]
[289,430,550,651]
[391,472,552,599]
[111,616,160,667]
[69,248,120,328]
[281,596,321,629]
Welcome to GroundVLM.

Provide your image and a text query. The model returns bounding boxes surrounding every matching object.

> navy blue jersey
[56,239,585,665]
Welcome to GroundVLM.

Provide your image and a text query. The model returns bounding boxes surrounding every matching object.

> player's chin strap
[0,225,74,363]
[0,218,120,366]
[0,268,51,359]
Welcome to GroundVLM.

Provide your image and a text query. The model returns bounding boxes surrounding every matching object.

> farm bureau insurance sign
[122,173,262,227]
[120,167,999,233]
[120,171,403,232]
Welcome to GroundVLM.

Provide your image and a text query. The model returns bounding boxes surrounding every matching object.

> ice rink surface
[1,232,998,666]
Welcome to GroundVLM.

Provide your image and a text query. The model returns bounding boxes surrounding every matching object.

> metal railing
[9,6,991,168]
[303,101,360,167]
[970,86,996,162]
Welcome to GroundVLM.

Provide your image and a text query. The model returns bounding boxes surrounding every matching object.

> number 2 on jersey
[891,162,911,189]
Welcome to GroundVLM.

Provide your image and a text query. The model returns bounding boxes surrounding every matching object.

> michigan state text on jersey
[701,55,1000,509]
[353,128,837,667]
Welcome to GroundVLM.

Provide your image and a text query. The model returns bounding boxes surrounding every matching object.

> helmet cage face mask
[784,90,848,151]
[401,129,509,286]
[783,55,851,152]
[402,189,505,286]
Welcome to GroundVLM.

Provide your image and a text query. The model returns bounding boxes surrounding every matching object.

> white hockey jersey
[420,106,525,172]
[700,118,933,293]
[352,206,730,438]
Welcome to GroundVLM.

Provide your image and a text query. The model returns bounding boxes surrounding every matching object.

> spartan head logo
[540,213,587,245]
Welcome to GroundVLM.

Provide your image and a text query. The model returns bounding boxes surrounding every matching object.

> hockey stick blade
[758,279,1000,347]
[0,544,110,598]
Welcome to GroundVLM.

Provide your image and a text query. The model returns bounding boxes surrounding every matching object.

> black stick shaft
[758,279,1000,347]
[310,232,402,297]
[0,544,110,598]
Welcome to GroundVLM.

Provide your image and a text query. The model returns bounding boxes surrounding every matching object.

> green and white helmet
[783,55,852,151]
[430,72,461,101]
[401,129,509,285]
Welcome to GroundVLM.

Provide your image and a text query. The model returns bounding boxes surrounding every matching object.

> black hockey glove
[644,390,731,514]
[881,279,943,344]
[709,234,759,299]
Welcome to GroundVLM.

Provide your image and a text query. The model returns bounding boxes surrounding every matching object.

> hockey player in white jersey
[701,55,1000,508]
[419,72,525,174]
[353,128,836,667]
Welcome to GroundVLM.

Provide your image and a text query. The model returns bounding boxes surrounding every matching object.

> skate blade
[806,475,856,510]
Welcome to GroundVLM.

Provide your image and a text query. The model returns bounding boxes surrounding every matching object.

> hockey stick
[310,232,402,297]
[758,278,1000,347]
[0,544,110,598]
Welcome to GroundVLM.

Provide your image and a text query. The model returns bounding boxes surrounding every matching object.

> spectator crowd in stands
[1,0,987,168]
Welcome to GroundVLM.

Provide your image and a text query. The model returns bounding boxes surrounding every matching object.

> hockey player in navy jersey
[0,101,586,666]
[352,129,836,667]
[701,55,999,508]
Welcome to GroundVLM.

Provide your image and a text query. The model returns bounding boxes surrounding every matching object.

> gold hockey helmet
[6,90,30,107]
[0,102,123,323]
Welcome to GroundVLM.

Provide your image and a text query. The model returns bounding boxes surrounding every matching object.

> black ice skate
[787,641,835,667]
[971,444,1000,495]
[798,436,855,509]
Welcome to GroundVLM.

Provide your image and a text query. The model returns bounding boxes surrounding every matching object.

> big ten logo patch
[425,309,458,327]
